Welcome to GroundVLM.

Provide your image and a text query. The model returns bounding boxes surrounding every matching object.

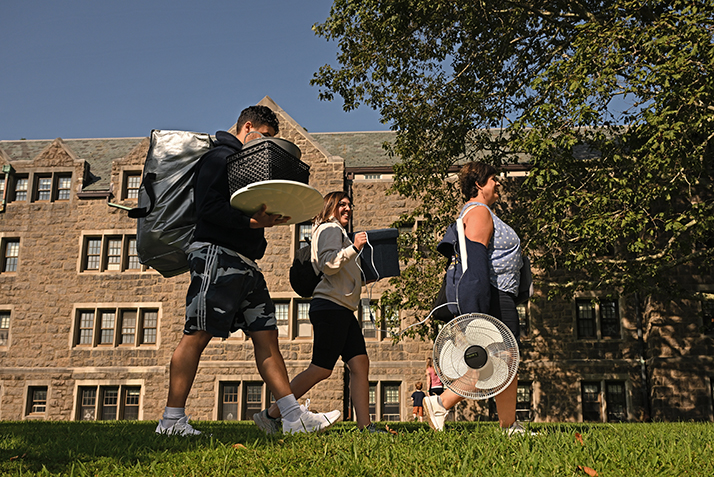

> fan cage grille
[433,313,520,400]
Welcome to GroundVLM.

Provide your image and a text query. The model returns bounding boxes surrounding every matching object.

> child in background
[411,382,426,422]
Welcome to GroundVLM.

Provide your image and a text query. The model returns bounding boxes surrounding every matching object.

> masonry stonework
[1,97,713,425]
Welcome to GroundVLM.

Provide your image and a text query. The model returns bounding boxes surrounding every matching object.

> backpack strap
[455,203,481,273]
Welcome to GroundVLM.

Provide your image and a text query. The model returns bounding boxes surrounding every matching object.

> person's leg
[440,388,465,409]
[267,364,332,418]
[495,375,518,429]
[250,329,293,400]
[166,331,213,407]
[346,354,371,429]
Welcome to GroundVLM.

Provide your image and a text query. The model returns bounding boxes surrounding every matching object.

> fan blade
[475,356,509,389]
[438,340,469,380]
[465,318,504,348]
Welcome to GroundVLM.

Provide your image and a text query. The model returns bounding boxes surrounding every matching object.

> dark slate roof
[0,137,146,191]
[311,131,396,168]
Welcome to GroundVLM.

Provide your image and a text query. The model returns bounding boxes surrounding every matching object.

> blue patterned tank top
[461,201,522,295]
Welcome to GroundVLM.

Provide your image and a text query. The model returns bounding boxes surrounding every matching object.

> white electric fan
[433,312,519,400]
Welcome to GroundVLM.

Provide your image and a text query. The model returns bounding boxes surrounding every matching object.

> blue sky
[0,0,387,140]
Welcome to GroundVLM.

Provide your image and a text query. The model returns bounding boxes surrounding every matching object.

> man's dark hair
[236,105,279,134]
[458,161,498,200]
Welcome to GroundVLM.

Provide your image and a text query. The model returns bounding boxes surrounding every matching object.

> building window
[576,299,621,339]
[360,300,377,339]
[27,386,48,415]
[600,301,620,338]
[78,311,95,345]
[13,175,28,202]
[0,310,10,346]
[364,174,382,180]
[517,303,529,338]
[275,302,290,338]
[2,238,20,272]
[581,382,601,421]
[99,310,116,345]
[79,387,97,420]
[516,382,533,422]
[140,310,157,344]
[243,382,264,419]
[77,385,141,421]
[35,175,52,201]
[81,234,146,272]
[296,301,312,337]
[297,222,312,250]
[24,172,73,202]
[127,238,141,270]
[605,381,627,422]
[101,387,120,420]
[368,383,377,422]
[380,304,400,337]
[74,306,160,348]
[220,382,240,421]
[57,175,72,200]
[123,172,142,200]
[381,382,401,421]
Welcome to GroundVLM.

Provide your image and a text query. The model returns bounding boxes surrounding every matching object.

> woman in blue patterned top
[424,161,529,436]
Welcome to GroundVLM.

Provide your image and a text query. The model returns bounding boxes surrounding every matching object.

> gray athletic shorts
[184,244,276,338]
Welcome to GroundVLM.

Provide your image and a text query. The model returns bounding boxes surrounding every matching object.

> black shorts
[310,307,368,370]
[489,286,520,342]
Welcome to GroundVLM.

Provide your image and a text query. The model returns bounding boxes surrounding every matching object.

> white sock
[276,394,301,422]
[162,406,185,426]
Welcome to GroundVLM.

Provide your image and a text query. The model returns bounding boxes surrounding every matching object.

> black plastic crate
[227,138,309,194]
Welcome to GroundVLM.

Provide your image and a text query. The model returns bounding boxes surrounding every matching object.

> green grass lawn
[1,420,712,476]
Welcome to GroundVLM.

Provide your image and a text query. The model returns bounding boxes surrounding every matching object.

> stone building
[1,96,712,424]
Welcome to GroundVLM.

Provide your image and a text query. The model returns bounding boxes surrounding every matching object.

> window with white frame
[122,172,142,200]
[1,238,20,272]
[576,298,621,339]
[275,301,290,338]
[73,306,159,347]
[581,382,601,421]
[32,172,72,202]
[81,234,145,272]
[516,382,533,422]
[360,300,377,339]
[12,175,28,202]
[77,385,141,421]
[0,310,10,346]
[297,222,312,250]
[296,301,312,337]
[27,386,48,416]
[368,383,377,422]
[381,382,401,421]
[243,382,264,419]
[220,382,240,421]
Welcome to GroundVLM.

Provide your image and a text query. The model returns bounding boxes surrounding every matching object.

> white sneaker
[503,421,538,437]
[253,409,282,435]
[155,416,202,436]
[423,395,448,431]
[282,408,341,434]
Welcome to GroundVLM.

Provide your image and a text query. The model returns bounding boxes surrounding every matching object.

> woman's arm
[315,225,359,275]
[463,205,493,246]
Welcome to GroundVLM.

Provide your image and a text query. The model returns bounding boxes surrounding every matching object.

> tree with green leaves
[312,0,714,338]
